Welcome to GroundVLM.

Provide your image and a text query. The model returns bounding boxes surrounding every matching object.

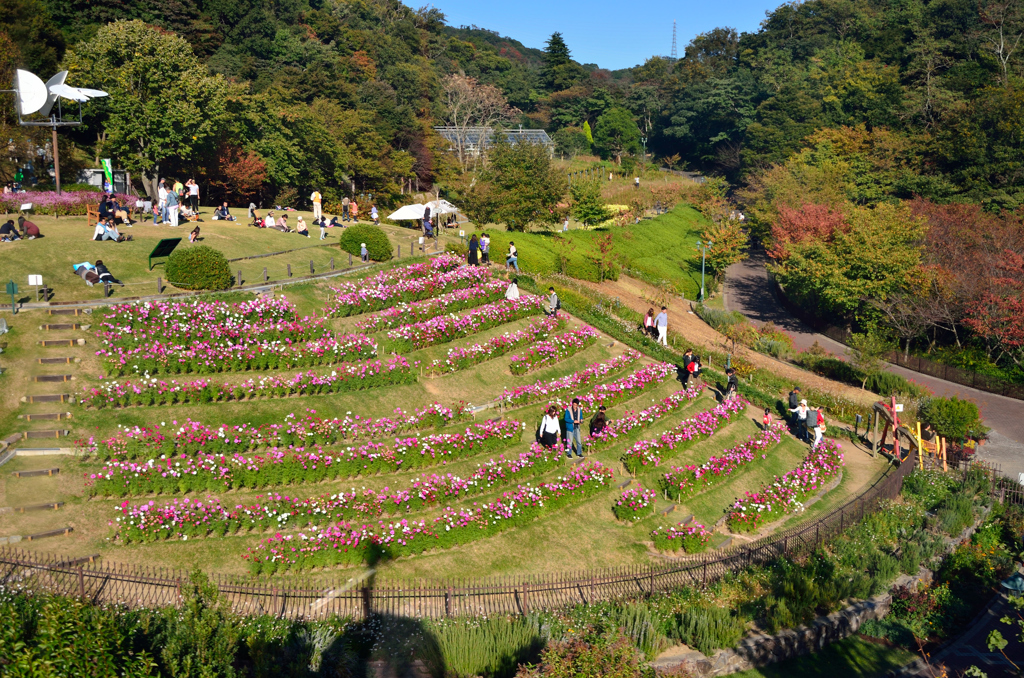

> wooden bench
[86,203,100,227]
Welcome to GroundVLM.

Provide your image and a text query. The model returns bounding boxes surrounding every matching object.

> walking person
[166,187,180,228]
[565,398,585,459]
[787,387,801,432]
[789,399,810,442]
[681,348,695,385]
[506,241,519,272]
[540,406,561,449]
[762,408,774,431]
[310,189,322,221]
[724,368,739,401]
[480,232,490,265]
[319,217,327,240]
[468,234,479,266]
[371,204,379,225]
[812,407,826,449]
[546,287,560,317]
[342,196,350,222]
[654,306,668,346]
[643,308,657,339]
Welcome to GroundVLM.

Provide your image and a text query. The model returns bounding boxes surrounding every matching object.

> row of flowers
[80,356,415,409]
[355,279,509,333]
[660,423,787,502]
[87,420,527,497]
[424,316,563,376]
[650,522,713,553]
[104,334,378,376]
[383,297,545,353]
[110,443,565,543]
[612,485,657,521]
[325,259,490,317]
[583,385,704,454]
[0,190,133,217]
[499,350,642,408]
[726,439,845,533]
[508,326,601,375]
[243,461,615,573]
[620,399,748,476]
[79,403,472,460]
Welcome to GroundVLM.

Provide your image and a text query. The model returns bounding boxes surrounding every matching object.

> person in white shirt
[186,179,200,212]
[539,406,562,449]
[505,278,520,301]
[157,181,168,224]
[654,306,668,346]
[310,190,322,220]
[506,241,519,272]
[264,211,275,229]
[788,399,811,443]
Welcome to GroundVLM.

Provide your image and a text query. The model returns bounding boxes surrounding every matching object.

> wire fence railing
[0,449,924,621]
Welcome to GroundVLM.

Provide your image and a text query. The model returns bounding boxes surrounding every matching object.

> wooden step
[56,554,99,567]
[10,468,60,478]
[10,502,64,513]
[39,323,86,331]
[38,339,86,347]
[25,527,73,541]
[18,412,72,421]
[659,504,676,516]
[21,394,73,404]
[48,308,89,316]
[616,478,632,489]
[34,375,74,383]
[38,357,79,365]
[23,430,69,439]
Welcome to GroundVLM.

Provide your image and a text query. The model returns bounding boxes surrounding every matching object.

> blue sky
[434,0,783,70]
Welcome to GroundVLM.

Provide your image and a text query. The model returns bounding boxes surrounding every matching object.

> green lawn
[728,636,916,678]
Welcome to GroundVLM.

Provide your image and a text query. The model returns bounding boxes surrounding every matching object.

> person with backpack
[724,368,739,401]
[546,287,560,316]
[564,398,584,458]
[506,241,519,272]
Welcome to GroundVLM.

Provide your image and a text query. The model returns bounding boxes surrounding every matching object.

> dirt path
[576,274,879,408]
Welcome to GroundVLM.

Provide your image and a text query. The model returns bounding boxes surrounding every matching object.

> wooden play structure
[869,396,948,470]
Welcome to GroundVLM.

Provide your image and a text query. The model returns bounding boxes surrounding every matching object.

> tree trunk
[140,165,160,200]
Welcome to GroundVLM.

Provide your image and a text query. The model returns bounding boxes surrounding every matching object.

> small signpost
[28,275,43,302]
[148,238,181,271]
[6,280,18,314]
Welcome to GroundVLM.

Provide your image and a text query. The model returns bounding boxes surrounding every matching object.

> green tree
[465,139,566,231]
[159,569,239,678]
[698,218,749,276]
[540,32,586,91]
[848,331,892,389]
[553,126,590,158]
[569,179,611,226]
[593,107,641,164]
[583,120,593,145]
[65,20,231,199]
[0,0,66,75]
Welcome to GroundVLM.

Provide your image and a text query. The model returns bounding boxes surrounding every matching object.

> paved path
[723,250,1024,477]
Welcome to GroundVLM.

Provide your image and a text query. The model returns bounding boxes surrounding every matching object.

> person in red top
[18,216,41,239]
[762,408,773,431]
[812,407,826,448]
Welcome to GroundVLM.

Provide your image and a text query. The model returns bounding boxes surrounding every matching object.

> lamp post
[696,240,713,302]
[640,136,648,165]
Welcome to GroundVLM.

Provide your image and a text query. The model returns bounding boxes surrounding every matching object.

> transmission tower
[671,20,678,59]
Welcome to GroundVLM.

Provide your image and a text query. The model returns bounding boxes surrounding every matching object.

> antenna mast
[671,20,678,59]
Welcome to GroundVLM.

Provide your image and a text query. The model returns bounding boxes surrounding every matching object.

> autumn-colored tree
[209,145,268,204]
[769,203,848,259]
[698,218,749,276]
[963,250,1024,366]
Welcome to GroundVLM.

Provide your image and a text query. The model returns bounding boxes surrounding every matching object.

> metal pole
[52,126,61,195]
[700,245,706,302]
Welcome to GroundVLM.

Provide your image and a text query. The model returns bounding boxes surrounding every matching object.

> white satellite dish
[76,88,108,98]
[14,70,47,116]
[39,71,68,118]
[49,83,89,102]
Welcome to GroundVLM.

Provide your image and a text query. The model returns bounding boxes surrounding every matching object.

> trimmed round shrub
[165,245,234,290]
[919,396,986,440]
[339,224,393,262]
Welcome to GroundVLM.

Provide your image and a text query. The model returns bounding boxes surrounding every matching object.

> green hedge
[339,224,393,261]
[165,245,235,290]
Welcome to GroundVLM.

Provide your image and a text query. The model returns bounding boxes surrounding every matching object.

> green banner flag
[101,158,114,191]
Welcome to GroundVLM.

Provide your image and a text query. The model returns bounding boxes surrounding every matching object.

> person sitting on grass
[273,214,291,232]
[329,215,342,228]
[0,219,20,241]
[214,202,234,221]
[179,203,197,221]
[296,216,309,237]
[189,225,201,243]
[18,216,41,239]
[94,260,124,287]
[264,211,276,229]
[505,277,520,301]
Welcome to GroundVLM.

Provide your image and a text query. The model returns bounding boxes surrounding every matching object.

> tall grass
[423,616,545,678]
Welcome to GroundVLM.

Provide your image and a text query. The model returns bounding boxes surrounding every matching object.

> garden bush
[516,631,643,678]
[165,245,234,291]
[339,224,393,261]
[863,370,926,397]
[919,396,987,440]
[694,305,744,332]
[0,190,132,216]
[424,616,544,678]
[666,606,745,656]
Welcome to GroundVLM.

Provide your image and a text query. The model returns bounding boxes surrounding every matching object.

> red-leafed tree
[963,250,1024,366]
[209,144,268,205]
[768,203,848,259]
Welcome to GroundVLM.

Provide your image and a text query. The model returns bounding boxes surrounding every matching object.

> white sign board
[19,203,32,212]
[28,275,43,286]
[894,404,904,413]
[459,230,465,237]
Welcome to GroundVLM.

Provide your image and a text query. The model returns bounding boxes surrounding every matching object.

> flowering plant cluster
[81,403,471,460]
[424,316,562,376]
[660,423,786,501]
[384,297,545,352]
[612,485,657,521]
[651,522,713,553]
[584,386,703,454]
[243,461,615,573]
[87,420,526,496]
[620,399,748,476]
[500,350,642,408]
[325,258,489,317]
[508,326,600,375]
[726,439,845,533]
[0,190,133,216]
[355,279,508,332]
[100,296,299,342]
[110,444,564,543]
[81,356,415,408]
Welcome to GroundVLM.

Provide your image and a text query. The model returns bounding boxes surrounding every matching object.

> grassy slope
[728,636,916,678]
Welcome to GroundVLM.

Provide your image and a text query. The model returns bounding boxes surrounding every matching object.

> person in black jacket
[724,368,739,401]
[94,260,124,286]
[788,387,801,430]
